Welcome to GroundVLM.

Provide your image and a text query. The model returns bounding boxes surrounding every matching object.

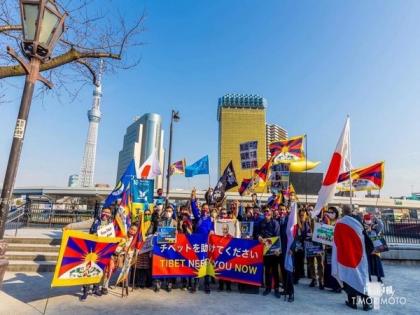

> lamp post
[0,0,66,286]
[165,110,180,205]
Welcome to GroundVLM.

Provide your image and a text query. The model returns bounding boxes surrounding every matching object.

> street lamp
[165,110,180,205]
[20,0,66,60]
[0,0,67,286]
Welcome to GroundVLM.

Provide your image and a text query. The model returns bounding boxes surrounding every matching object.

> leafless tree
[0,0,145,100]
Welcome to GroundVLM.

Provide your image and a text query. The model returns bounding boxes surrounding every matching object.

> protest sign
[240,221,254,239]
[97,223,116,238]
[312,223,334,246]
[208,234,263,286]
[138,235,154,254]
[370,234,389,253]
[51,230,120,287]
[270,163,290,194]
[152,233,209,278]
[263,237,281,255]
[157,227,177,244]
[239,141,258,169]
[214,219,240,238]
[304,241,324,257]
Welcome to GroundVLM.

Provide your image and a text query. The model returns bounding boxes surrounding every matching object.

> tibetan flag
[51,230,120,287]
[152,233,209,278]
[212,161,238,202]
[332,215,369,294]
[337,162,384,191]
[104,159,137,208]
[185,155,209,177]
[255,159,271,182]
[170,159,186,175]
[139,149,162,179]
[208,234,263,286]
[312,117,351,218]
[270,136,305,162]
[239,178,252,196]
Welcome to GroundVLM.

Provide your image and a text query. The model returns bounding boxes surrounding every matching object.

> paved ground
[1,262,419,315]
[4,228,63,239]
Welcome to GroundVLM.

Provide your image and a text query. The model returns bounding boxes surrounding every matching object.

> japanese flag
[331,215,369,294]
[138,149,162,179]
[312,117,351,218]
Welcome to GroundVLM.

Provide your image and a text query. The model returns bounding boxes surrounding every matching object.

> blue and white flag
[104,160,137,207]
[185,155,209,178]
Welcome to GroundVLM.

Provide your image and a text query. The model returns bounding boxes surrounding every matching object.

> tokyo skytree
[79,63,103,187]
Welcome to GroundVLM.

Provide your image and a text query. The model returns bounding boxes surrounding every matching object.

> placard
[370,234,389,253]
[304,241,323,257]
[214,219,240,238]
[270,163,290,194]
[157,227,177,244]
[312,223,334,246]
[240,141,258,169]
[97,223,116,238]
[240,221,254,239]
[139,235,154,254]
[263,237,281,255]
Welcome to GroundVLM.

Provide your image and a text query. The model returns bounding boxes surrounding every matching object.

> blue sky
[1,0,420,197]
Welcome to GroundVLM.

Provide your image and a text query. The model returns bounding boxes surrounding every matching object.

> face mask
[327,213,336,219]
[101,213,110,220]
[144,214,151,222]
[166,212,173,219]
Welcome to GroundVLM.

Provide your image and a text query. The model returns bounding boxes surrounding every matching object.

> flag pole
[305,134,308,204]
[348,115,353,210]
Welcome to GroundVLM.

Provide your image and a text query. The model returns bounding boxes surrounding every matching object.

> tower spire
[79,61,103,187]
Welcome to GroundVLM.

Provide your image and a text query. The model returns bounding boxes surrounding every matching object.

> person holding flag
[154,205,178,293]
[332,205,374,311]
[283,196,298,302]
[191,188,213,294]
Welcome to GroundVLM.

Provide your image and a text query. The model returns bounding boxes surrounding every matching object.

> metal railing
[383,218,420,244]
[6,202,95,231]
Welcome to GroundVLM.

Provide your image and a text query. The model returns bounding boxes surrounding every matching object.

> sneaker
[93,288,102,297]
[262,289,271,296]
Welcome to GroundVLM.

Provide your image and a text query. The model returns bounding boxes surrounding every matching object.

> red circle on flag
[334,222,363,268]
[323,152,342,185]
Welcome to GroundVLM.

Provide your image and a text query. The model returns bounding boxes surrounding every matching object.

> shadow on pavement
[2,272,79,303]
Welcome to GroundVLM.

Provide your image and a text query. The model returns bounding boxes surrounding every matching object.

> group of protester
[69,188,385,311]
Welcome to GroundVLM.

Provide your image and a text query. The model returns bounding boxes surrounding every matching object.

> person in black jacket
[258,206,281,298]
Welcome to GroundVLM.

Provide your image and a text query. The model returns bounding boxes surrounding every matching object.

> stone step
[7,260,56,272]
[6,243,60,253]
[6,251,59,261]
[5,237,61,245]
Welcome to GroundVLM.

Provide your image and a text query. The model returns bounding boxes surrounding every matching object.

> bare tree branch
[0,24,21,32]
[0,0,146,101]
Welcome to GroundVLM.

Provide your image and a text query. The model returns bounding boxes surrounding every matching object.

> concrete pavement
[1,262,419,315]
